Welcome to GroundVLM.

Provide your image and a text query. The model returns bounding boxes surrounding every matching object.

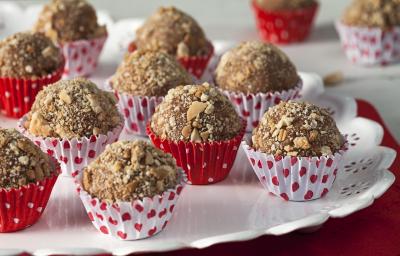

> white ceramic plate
[0,4,396,256]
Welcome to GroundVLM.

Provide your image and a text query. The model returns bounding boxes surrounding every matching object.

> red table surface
[18,100,399,256]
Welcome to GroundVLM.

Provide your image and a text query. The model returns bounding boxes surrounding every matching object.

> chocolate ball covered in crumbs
[0,129,54,189]
[255,0,317,10]
[34,0,107,43]
[111,50,193,97]
[82,140,178,202]
[25,78,122,139]
[151,82,243,142]
[342,0,400,29]
[252,101,343,157]
[136,6,210,57]
[0,32,63,78]
[215,41,300,94]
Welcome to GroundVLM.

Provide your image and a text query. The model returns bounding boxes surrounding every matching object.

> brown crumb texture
[0,129,54,189]
[342,0,400,29]
[111,50,193,97]
[82,140,178,202]
[215,41,300,94]
[135,6,210,57]
[252,101,343,157]
[151,82,242,142]
[25,78,122,139]
[33,0,107,43]
[255,0,317,10]
[0,32,63,78]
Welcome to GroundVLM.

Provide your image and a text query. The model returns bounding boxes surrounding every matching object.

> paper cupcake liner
[336,22,400,66]
[242,141,347,201]
[178,42,214,79]
[17,115,123,177]
[251,1,319,44]
[0,65,64,118]
[61,35,107,78]
[223,80,302,133]
[74,171,185,240]
[146,120,246,185]
[0,160,60,233]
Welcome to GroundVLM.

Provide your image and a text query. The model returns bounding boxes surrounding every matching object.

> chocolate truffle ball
[136,6,210,58]
[33,0,107,43]
[25,78,122,139]
[82,140,178,202]
[151,82,243,142]
[342,0,400,29]
[252,101,343,157]
[0,32,63,78]
[215,41,300,94]
[111,50,193,97]
[255,0,317,10]
[0,129,54,189]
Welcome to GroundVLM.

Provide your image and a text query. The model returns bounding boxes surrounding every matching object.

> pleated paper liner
[60,35,107,78]
[0,159,60,233]
[223,80,302,133]
[242,141,348,201]
[147,120,246,185]
[74,171,186,240]
[0,64,64,119]
[251,1,319,44]
[336,22,400,66]
[18,115,123,177]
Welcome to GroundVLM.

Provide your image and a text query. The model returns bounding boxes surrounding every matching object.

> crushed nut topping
[82,140,178,202]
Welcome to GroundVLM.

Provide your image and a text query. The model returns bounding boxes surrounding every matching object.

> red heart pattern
[134,223,143,232]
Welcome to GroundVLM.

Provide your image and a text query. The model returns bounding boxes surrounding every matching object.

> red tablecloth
[144,99,400,256]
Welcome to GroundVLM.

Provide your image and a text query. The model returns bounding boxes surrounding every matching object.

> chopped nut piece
[323,71,343,87]
[181,125,192,138]
[320,146,332,156]
[190,128,202,142]
[293,136,311,149]
[277,129,287,141]
[187,101,208,121]
[59,90,72,104]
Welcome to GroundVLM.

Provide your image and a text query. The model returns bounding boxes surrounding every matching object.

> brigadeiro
[215,41,302,132]
[147,82,246,185]
[18,78,123,176]
[109,49,193,135]
[242,101,347,201]
[0,32,64,118]
[0,128,60,232]
[336,0,400,65]
[130,6,214,78]
[251,0,319,44]
[33,0,108,77]
[76,140,185,240]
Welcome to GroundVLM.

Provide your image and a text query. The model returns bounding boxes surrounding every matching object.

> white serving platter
[0,3,396,256]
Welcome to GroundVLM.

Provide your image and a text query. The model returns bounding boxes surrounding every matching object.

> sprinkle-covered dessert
[111,50,193,97]
[82,140,178,202]
[0,129,54,189]
[135,6,210,58]
[254,0,317,10]
[151,82,242,142]
[252,101,343,157]
[0,32,63,78]
[24,78,122,139]
[215,41,300,94]
[33,0,107,43]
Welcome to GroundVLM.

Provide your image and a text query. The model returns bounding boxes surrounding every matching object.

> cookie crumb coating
[215,41,299,94]
[136,6,210,57]
[255,0,317,10]
[25,78,122,139]
[151,82,243,142]
[252,101,343,157]
[0,129,54,189]
[34,0,107,43]
[111,50,193,97]
[82,140,178,202]
[0,32,63,78]
[342,0,400,29]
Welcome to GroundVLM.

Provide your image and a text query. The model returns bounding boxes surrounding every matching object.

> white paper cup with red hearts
[74,171,185,240]
[17,115,123,177]
[223,80,302,133]
[336,22,400,66]
[242,141,347,201]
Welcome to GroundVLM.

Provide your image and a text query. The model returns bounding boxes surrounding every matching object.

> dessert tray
[0,3,397,256]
